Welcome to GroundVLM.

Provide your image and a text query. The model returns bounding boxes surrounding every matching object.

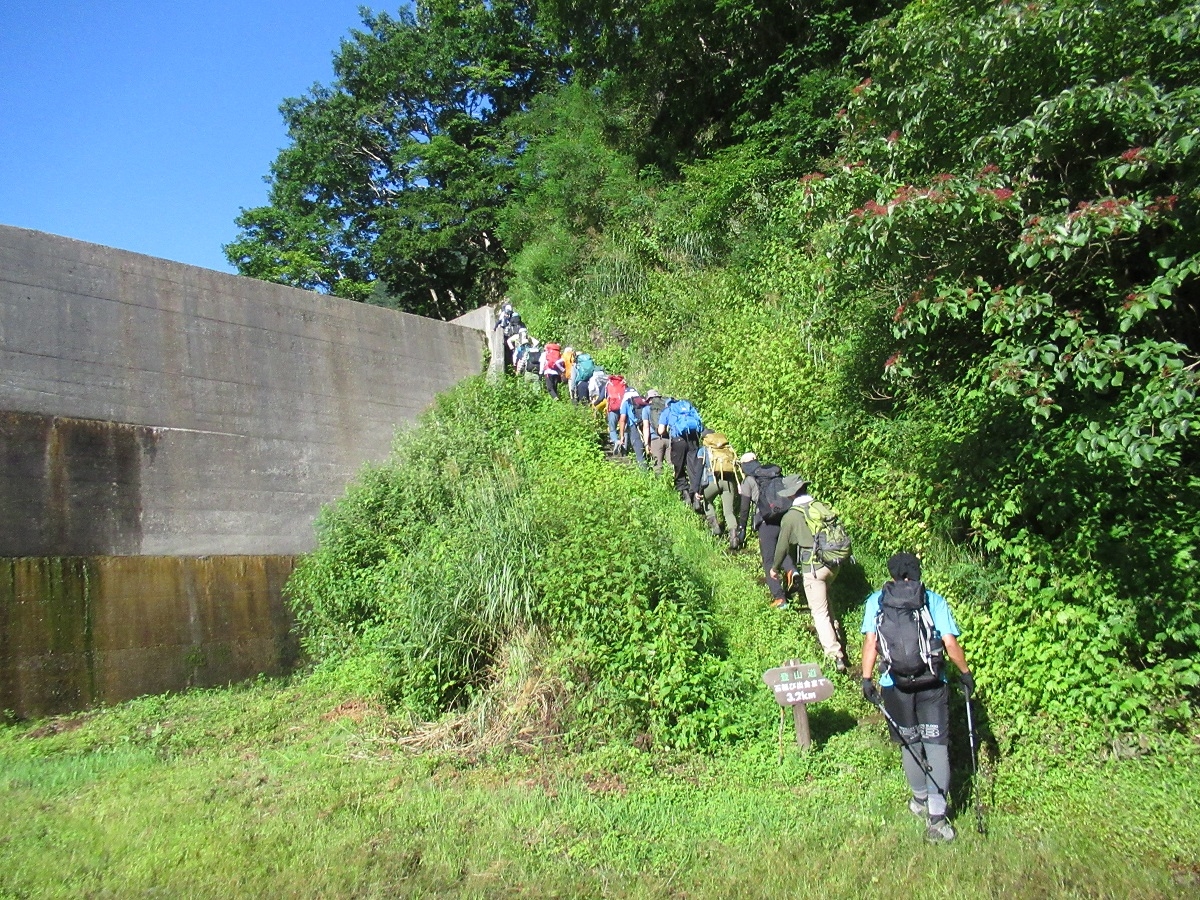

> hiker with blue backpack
[735,453,802,609]
[769,490,852,672]
[861,552,975,844]
[659,398,704,500]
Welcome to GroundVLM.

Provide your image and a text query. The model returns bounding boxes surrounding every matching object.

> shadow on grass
[827,561,874,662]
[951,689,1000,834]
[808,706,860,746]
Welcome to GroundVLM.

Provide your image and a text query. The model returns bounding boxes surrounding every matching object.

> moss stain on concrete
[0,555,299,718]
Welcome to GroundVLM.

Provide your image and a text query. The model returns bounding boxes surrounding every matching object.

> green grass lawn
[2,680,1197,899]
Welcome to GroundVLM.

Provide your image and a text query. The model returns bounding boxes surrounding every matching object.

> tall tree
[535,0,899,171]
[225,0,555,317]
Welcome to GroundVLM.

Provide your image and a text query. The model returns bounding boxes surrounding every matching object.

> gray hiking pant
[649,436,670,476]
[883,684,952,817]
[702,475,738,544]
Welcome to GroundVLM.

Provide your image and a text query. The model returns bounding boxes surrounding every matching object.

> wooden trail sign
[762,660,835,750]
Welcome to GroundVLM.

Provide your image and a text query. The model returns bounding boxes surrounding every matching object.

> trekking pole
[871,695,948,798]
[965,693,986,835]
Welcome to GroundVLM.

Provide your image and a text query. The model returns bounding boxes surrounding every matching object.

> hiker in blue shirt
[861,552,975,843]
[618,389,650,469]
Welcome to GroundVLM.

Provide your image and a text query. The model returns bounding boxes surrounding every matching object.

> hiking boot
[770,597,789,611]
[908,796,928,820]
[834,656,848,675]
[925,816,955,843]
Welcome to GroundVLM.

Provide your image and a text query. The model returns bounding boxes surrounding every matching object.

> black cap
[887,552,921,582]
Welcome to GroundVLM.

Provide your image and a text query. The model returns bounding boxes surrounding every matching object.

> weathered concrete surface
[0,225,491,716]
[451,304,505,379]
[0,555,299,716]
[0,224,487,556]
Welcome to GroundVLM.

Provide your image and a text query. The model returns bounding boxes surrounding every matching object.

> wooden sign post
[762,660,835,751]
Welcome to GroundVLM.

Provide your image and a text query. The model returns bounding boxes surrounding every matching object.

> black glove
[959,670,976,699]
[733,527,746,550]
[861,677,881,705]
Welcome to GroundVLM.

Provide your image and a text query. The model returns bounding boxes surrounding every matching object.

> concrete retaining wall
[0,555,300,715]
[0,224,488,557]
[0,225,490,716]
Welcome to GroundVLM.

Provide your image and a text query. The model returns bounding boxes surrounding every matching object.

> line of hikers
[497,303,977,843]
[498,303,852,672]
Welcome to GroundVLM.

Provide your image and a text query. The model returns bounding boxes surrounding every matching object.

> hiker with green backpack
[570,351,595,405]
[860,552,976,844]
[769,490,852,673]
[734,453,803,609]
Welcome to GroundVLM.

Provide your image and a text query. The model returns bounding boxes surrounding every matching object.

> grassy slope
[5,384,1197,896]
[3,679,1197,899]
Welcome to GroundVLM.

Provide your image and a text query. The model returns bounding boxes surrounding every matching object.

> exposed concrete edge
[452,305,504,380]
[1,224,482,345]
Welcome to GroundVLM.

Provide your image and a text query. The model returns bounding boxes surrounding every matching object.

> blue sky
[0,1,378,273]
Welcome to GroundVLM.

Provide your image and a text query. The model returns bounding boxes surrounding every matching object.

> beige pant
[802,564,843,661]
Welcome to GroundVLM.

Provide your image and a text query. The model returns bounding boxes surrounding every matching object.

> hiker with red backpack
[605,374,629,454]
[861,552,975,843]
[734,453,802,609]
[541,342,565,399]
[769,490,852,672]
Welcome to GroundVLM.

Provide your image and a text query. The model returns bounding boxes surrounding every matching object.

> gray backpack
[876,580,945,692]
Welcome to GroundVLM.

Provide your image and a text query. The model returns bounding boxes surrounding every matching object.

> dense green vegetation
[289,379,749,749]
[498,0,1200,744]
[231,0,1199,747]
[5,0,1199,892]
